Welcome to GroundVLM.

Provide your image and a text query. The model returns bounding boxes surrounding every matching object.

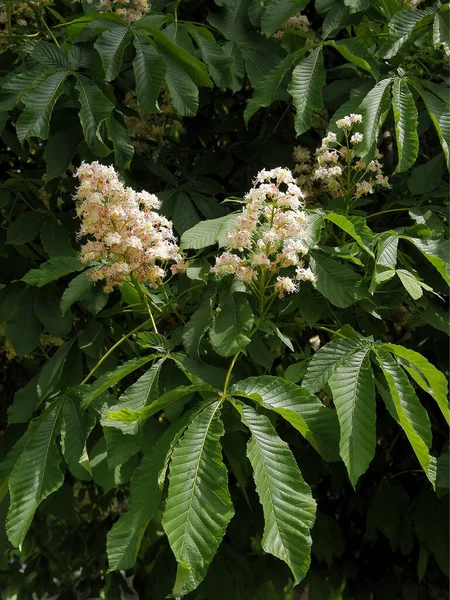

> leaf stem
[366,207,410,220]
[41,12,60,47]
[316,325,346,339]
[80,317,153,385]
[223,352,240,396]
[130,275,158,333]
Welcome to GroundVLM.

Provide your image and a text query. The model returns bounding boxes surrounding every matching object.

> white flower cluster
[273,12,310,39]
[312,115,390,198]
[74,162,185,292]
[0,0,52,28]
[212,167,316,299]
[72,0,150,23]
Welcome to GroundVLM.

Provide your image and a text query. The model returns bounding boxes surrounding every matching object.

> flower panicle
[74,161,185,293]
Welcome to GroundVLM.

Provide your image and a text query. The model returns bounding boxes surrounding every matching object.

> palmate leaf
[107,408,203,571]
[132,34,166,113]
[210,290,254,357]
[238,403,316,584]
[31,41,72,72]
[94,26,132,81]
[374,347,436,486]
[162,401,234,596]
[302,337,367,393]
[16,71,68,143]
[0,67,45,111]
[381,344,449,426]
[329,349,376,486]
[288,47,326,136]
[75,74,114,156]
[244,50,304,124]
[392,78,419,173]
[231,376,340,462]
[6,401,64,548]
[358,78,392,161]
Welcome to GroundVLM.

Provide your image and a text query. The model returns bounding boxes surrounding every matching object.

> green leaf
[210,291,254,357]
[358,78,392,161]
[328,349,376,486]
[188,26,233,89]
[183,288,214,358]
[163,52,199,116]
[37,339,76,401]
[0,67,45,111]
[396,269,423,300]
[40,219,74,258]
[302,337,367,393]
[6,401,64,548]
[245,51,303,124]
[288,47,326,137]
[104,427,143,469]
[162,401,234,596]
[43,128,82,180]
[7,375,39,425]
[407,153,445,195]
[374,347,436,486]
[231,376,339,461]
[238,403,316,584]
[106,112,134,169]
[16,72,68,142]
[149,27,212,88]
[81,355,156,408]
[104,359,165,434]
[392,78,419,173]
[327,38,378,78]
[4,287,41,357]
[107,410,200,571]
[310,252,366,308]
[381,344,449,426]
[107,383,211,424]
[132,34,166,113]
[434,11,450,56]
[401,237,450,285]
[260,0,310,36]
[23,257,84,288]
[180,213,238,250]
[418,88,450,168]
[94,26,132,81]
[32,42,72,71]
[378,9,435,59]
[324,213,373,256]
[6,212,48,245]
[60,392,95,479]
[34,287,72,337]
[75,74,114,156]
[60,270,94,315]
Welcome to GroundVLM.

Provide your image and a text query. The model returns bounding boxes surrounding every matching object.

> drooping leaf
[288,47,326,136]
[392,78,419,173]
[6,401,64,548]
[381,344,449,426]
[210,291,254,357]
[163,52,199,116]
[22,257,84,288]
[94,26,132,81]
[183,288,215,358]
[327,38,378,78]
[43,128,82,180]
[238,403,316,584]
[328,349,376,486]
[132,34,166,113]
[16,72,68,142]
[302,337,368,393]
[188,26,233,89]
[4,286,41,357]
[374,347,436,486]
[358,78,392,161]
[434,11,450,56]
[418,87,450,168]
[397,269,423,300]
[60,392,95,479]
[37,338,76,401]
[231,376,339,461]
[75,74,114,156]
[106,112,134,169]
[162,401,234,596]
[0,67,45,111]
[107,410,202,571]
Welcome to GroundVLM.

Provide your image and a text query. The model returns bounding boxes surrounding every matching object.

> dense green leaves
[75,74,114,156]
[95,27,132,81]
[311,252,366,308]
[162,401,234,596]
[132,34,166,113]
[210,290,254,357]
